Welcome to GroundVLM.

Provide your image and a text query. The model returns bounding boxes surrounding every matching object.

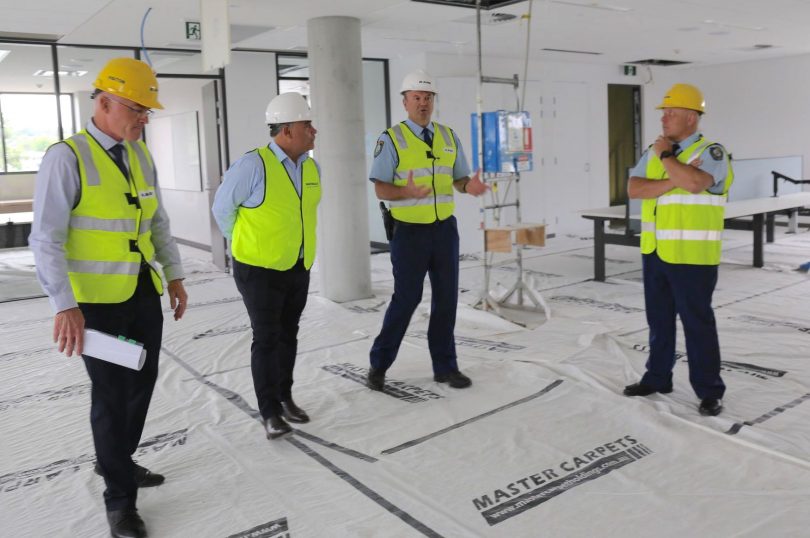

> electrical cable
[520,0,535,112]
[140,7,154,67]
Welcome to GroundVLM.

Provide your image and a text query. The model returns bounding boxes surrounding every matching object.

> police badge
[374,139,384,158]
[709,145,724,161]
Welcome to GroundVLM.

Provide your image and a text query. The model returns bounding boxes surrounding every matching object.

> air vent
[0,31,62,42]
[629,59,691,66]
[542,48,602,56]
[411,0,525,9]
[456,12,519,24]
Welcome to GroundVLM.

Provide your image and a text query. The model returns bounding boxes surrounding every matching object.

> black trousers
[80,269,163,511]
[233,259,310,420]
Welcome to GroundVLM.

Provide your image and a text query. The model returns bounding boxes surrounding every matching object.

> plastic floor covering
[2,230,810,537]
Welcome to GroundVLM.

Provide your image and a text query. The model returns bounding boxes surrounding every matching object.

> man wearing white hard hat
[212,92,321,439]
[366,69,487,392]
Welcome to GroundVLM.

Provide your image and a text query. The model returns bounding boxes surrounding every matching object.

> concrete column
[307,16,372,302]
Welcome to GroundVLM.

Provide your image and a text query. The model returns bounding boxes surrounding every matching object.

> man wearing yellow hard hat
[29,57,187,538]
[622,83,734,417]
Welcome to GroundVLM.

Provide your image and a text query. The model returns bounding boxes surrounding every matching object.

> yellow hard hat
[93,57,164,110]
[657,83,704,113]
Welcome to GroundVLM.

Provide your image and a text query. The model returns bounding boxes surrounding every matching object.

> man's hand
[54,307,85,357]
[653,135,674,158]
[402,170,431,199]
[463,169,489,196]
[168,279,188,321]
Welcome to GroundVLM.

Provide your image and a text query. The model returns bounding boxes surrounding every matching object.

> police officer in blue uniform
[366,69,487,391]
[623,83,733,417]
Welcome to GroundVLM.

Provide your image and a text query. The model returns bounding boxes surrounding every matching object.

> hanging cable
[519,0,535,111]
[140,7,154,67]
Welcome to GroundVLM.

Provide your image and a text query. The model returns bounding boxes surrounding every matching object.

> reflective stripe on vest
[387,122,457,223]
[63,131,162,303]
[231,147,322,270]
[639,137,734,265]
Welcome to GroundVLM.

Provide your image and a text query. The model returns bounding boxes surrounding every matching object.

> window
[0,93,75,173]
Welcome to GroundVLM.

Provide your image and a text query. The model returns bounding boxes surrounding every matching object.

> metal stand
[474,170,550,318]
[471,0,548,319]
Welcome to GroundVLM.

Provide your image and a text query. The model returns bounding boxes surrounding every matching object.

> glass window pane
[277,55,309,79]
[0,43,55,173]
[278,80,310,100]
[0,94,60,172]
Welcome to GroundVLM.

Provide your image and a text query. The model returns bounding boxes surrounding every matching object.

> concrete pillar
[307,16,372,302]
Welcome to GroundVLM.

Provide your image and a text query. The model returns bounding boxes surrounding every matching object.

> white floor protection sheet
[2,227,810,537]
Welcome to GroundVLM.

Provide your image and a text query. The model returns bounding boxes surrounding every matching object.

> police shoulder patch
[708,145,724,161]
[374,139,384,158]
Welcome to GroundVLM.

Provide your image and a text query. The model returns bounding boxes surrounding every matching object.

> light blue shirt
[369,118,472,183]
[629,132,729,195]
[28,119,184,313]
[211,141,321,240]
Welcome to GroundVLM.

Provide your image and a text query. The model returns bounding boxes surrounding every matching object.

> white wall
[149,78,214,247]
[0,173,36,200]
[641,55,810,183]
[224,50,278,163]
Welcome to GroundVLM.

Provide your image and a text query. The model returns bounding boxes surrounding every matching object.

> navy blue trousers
[640,252,726,399]
[81,269,163,511]
[233,258,309,420]
[370,216,459,375]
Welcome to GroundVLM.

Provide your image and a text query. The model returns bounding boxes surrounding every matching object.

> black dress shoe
[107,508,147,538]
[623,382,673,397]
[263,415,293,440]
[434,370,472,389]
[367,367,385,391]
[699,398,723,416]
[281,399,310,423]
[94,463,165,488]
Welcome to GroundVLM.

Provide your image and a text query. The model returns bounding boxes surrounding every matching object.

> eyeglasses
[106,95,153,118]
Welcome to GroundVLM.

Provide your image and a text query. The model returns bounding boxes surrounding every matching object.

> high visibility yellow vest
[640,137,734,265]
[231,147,321,270]
[63,131,162,303]
[387,122,457,223]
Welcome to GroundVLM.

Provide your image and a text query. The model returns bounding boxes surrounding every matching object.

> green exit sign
[186,21,201,41]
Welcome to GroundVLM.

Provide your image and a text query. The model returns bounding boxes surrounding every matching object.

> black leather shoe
[367,367,385,391]
[623,382,673,397]
[434,370,472,389]
[263,415,292,439]
[699,398,723,416]
[107,508,147,538]
[94,463,165,488]
[281,399,310,423]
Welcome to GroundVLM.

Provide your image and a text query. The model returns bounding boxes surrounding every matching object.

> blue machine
[470,110,533,173]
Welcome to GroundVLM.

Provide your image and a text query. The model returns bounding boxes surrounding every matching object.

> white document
[83,329,147,371]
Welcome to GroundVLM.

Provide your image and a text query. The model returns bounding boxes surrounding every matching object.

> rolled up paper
[83,329,147,370]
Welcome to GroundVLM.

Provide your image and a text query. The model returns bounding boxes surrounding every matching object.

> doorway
[607,84,641,207]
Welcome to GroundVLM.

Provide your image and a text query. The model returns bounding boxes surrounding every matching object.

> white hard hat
[265,92,312,124]
[400,69,438,95]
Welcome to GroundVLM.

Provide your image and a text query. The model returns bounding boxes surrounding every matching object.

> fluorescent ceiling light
[0,50,10,63]
[32,69,88,77]
[551,1,632,12]
[704,19,765,31]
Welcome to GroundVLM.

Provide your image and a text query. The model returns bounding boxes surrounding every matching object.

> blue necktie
[109,144,129,179]
[422,128,433,148]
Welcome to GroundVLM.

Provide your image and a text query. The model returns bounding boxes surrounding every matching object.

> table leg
[753,213,764,267]
[594,219,606,282]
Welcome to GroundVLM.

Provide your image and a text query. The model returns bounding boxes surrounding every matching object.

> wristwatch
[659,150,675,160]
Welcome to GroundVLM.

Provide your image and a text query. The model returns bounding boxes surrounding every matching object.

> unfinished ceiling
[1,0,810,67]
